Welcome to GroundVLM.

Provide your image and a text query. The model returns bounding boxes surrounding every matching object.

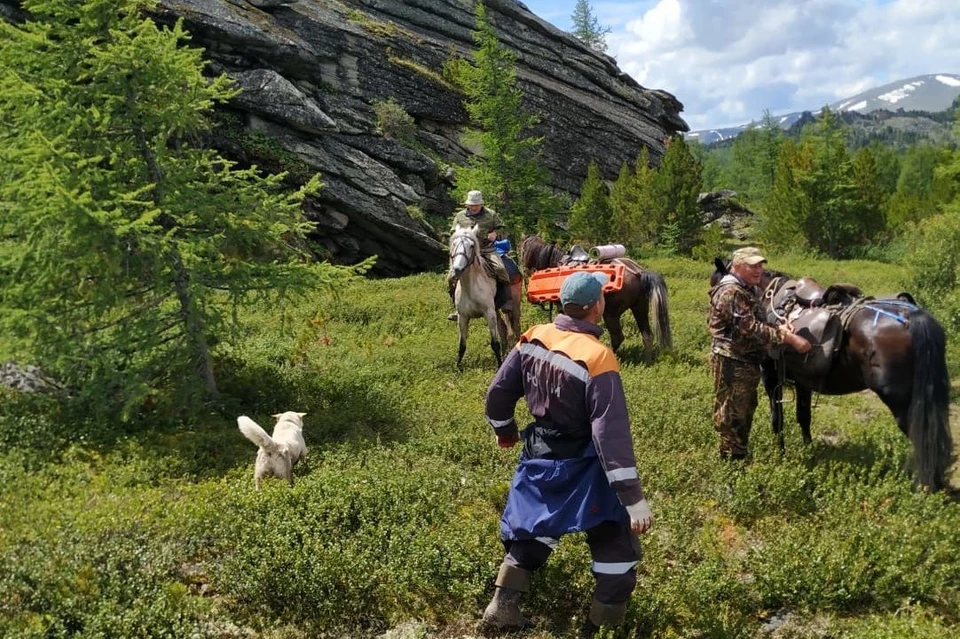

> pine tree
[568,160,612,244]
[0,0,356,415]
[570,0,611,53]
[446,2,555,235]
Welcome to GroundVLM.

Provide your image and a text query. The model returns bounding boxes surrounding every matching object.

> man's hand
[625,499,654,534]
[496,431,519,448]
[786,332,812,353]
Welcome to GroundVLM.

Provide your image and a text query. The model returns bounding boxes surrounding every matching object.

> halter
[449,228,478,274]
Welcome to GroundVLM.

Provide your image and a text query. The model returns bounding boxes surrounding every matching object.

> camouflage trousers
[711,354,761,459]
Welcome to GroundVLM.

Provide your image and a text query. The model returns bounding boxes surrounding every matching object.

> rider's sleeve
[588,371,645,507]
[484,347,523,438]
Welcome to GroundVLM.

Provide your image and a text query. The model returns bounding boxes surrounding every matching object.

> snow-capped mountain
[687,73,960,145]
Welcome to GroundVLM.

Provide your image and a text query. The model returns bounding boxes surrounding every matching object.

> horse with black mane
[519,235,672,356]
[710,258,953,490]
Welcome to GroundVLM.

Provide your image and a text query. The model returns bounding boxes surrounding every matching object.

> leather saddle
[767,277,862,378]
[565,245,590,264]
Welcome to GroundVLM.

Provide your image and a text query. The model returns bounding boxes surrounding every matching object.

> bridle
[449,228,477,276]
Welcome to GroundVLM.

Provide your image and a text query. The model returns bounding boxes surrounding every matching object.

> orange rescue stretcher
[526,262,625,305]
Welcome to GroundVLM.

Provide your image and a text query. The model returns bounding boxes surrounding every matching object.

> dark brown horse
[519,235,672,355]
[710,258,953,490]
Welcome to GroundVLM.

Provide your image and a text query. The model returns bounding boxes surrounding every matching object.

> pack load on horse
[520,235,672,356]
[710,258,952,491]
[448,223,522,369]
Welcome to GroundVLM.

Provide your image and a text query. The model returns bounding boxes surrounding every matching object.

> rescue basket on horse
[710,258,952,491]
[448,223,522,369]
[519,235,672,356]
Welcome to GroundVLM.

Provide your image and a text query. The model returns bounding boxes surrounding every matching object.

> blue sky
[520,0,959,130]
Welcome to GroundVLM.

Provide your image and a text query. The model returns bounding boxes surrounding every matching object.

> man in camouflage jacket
[446,190,511,320]
[707,247,811,459]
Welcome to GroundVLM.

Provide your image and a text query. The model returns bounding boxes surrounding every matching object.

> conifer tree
[571,0,611,53]
[0,0,355,414]
[653,136,703,254]
[759,139,812,252]
[609,148,659,246]
[568,160,612,245]
[850,146,887,244]
[446,2,555,235]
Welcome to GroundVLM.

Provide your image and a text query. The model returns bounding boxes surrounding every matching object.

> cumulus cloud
[540,0,960,130]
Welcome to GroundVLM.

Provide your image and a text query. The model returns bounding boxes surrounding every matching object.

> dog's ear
[297,412,307,418]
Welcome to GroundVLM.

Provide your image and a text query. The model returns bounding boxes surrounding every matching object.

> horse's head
[449,223,479,278]
[710,257,730,287]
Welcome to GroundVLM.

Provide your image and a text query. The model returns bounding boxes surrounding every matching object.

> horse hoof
[447,313,459,321]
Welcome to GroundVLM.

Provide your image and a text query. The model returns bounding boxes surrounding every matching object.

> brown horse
[519,235,672,355]
[710,258,953,491]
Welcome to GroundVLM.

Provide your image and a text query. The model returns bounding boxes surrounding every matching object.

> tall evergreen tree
[653,136,703,254]
[850,146,888,244]
[799,107,860,256]
[446,2,554,235]
[568,160,612,245]
[759,139,812,252]
[722,111,783,203]
[609,148,659,246]
[570,0,611,53]
[0,0,354,415]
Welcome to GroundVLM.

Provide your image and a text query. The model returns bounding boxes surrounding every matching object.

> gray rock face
[5,0,687,275]
[0,362,55,393]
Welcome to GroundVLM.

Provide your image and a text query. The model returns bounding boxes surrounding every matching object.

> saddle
[766,277,863,378]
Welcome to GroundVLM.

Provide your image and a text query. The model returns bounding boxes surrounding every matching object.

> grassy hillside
[1,255,958,638]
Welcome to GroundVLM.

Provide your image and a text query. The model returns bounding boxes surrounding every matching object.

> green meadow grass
[1,256,958,638]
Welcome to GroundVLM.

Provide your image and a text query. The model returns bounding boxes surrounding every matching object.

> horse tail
[640,270,673,350]
[907,310,952,491]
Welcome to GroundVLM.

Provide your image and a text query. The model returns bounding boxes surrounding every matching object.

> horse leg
[605,310,625,353]
[761,360,785,453]
[506,280,522,345]
[630,302,653,361]
[457,315,469,371]
[484,310,503,368]
[796,385,813,445]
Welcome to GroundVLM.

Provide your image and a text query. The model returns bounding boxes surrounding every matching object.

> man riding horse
[447,190,513,321]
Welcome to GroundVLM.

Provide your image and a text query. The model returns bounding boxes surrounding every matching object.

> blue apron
[500,442,629,541]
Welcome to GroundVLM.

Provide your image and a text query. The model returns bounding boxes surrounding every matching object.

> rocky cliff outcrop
[4,0,688,275]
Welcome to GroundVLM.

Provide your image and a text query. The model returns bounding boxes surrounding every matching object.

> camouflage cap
[731,246,767,266]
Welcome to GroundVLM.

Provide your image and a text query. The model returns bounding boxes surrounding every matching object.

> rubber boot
[581,599,628,637]
[447,281,458,321]
[478,563,534,635]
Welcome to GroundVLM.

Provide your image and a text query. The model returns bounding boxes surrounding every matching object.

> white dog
[237,411,308,490]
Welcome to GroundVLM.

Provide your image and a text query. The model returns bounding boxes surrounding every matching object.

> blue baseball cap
[560,271,608,308]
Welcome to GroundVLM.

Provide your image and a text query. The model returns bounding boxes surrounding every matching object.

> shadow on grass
[0,356,411,481]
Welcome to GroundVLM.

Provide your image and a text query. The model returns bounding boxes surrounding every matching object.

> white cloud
[585,0,960,129]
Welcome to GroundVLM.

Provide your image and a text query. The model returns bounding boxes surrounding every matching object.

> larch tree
[570,0,611,53]
[0,0,357,416]
[445,1,555,236]
[568,160,612,245]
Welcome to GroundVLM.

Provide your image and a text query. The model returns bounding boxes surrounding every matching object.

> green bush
[1,258,958,637]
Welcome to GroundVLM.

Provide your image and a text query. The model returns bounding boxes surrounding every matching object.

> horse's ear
[713,257,726,273]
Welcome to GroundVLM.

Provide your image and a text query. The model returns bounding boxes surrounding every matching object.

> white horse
[448,223,521,369]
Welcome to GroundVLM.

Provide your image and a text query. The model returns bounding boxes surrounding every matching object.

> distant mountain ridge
[687,73,960,145]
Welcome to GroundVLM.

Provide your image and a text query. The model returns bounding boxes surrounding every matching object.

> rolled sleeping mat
[589,244,626,260]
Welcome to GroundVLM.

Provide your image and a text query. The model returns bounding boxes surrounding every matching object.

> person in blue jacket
[480,270,654,635]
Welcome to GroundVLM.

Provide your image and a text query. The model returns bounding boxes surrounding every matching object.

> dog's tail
[237,416,279,452]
